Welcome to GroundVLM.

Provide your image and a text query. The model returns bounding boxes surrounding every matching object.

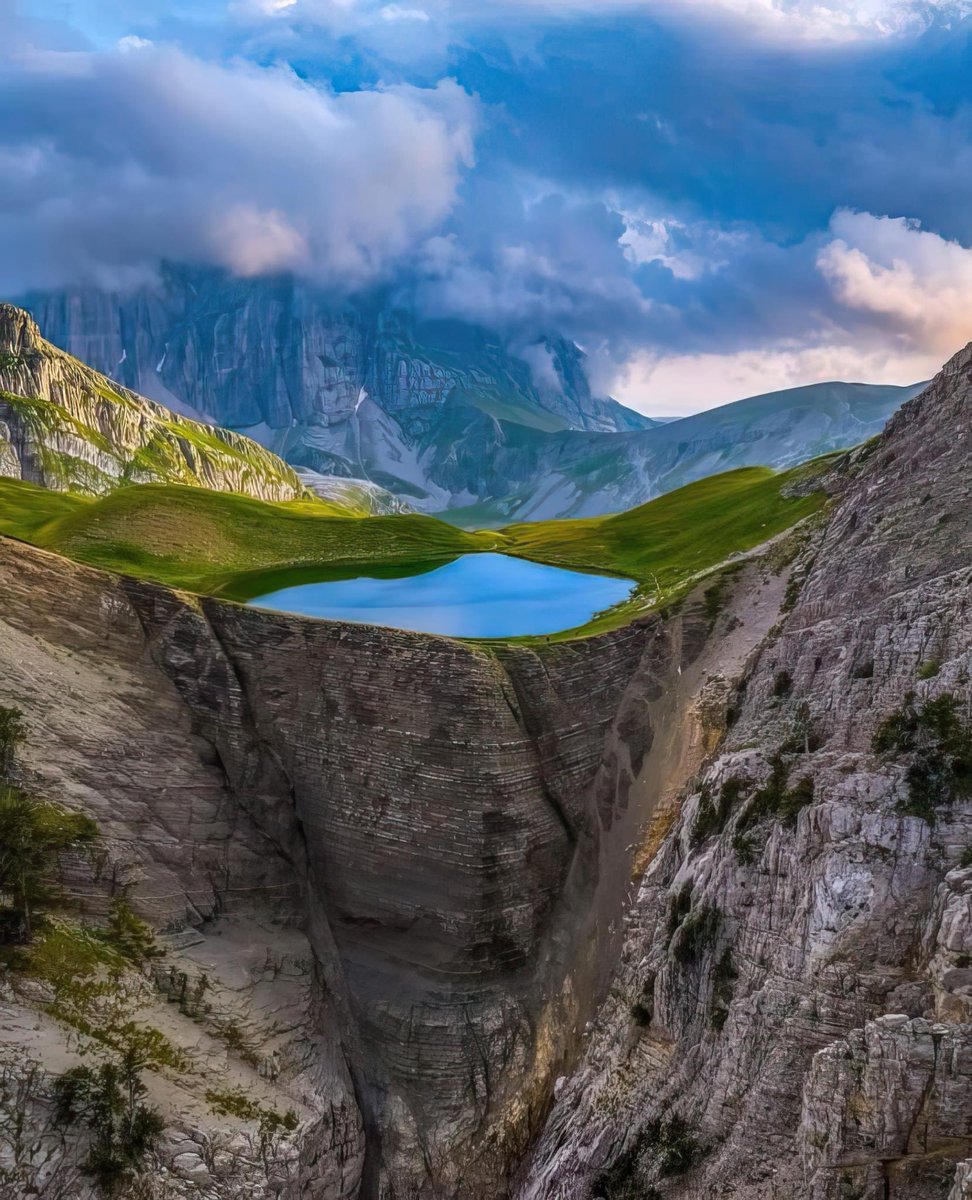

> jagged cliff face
[2,328,969,1197]
[0,524,786,1197]
[24,273,652,513]
[23,273,922,521]
[518,350,972,1196]
[0,304,307,502]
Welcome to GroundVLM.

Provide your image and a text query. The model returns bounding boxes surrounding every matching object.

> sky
[6,0,972,414]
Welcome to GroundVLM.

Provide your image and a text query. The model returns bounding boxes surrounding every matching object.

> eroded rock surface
[2,339,970,1198]
[518,343,972,1198]
[0,513,780,1196]
[0,304,306,500]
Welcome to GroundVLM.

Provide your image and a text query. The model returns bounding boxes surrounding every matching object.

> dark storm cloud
[7,0,972,401]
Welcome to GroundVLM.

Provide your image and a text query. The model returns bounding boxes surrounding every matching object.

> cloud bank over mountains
[0,37,475,291]
[7,0,972,412]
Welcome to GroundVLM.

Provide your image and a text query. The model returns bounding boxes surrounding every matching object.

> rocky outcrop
[0,304,306,501]
[22,273,652,510]
[22,273,921,520]
[0,509,787,1195]
[517,348,972,1196]
[2,325,968,1198]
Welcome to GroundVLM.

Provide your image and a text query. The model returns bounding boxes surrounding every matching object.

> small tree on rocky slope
[0,786,97,943]
[53,1045,164,1196]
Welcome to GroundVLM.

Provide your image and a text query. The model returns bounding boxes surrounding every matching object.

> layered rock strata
[0,519,784,1196]
[0,304,306,501]
[518,346,972,1199]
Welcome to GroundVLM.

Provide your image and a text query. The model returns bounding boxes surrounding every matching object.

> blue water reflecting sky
[247,553,633,638]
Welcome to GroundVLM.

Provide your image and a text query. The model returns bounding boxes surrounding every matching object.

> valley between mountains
[0,301,969,1200]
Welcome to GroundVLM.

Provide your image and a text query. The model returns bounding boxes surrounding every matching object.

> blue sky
[6,0,972,413]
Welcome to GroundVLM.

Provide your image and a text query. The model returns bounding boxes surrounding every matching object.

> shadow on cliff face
[0,526,792,1198]
[126,549,790,1196]
[516,350,972,1200]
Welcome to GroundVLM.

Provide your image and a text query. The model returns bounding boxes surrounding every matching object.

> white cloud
[244,0,969,43]
[380,4,431,19]
[0,42,477,292]
[818,210,972,356]
[611,340,937,417]
[117,35,153,52]
[646,0,962,41]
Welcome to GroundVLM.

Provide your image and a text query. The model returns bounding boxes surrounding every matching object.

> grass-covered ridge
[497,464,827,638]
[0,478,497,598]
[0,462,827,638]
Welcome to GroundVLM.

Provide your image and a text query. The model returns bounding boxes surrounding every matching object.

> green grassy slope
[503,466,823,583]
[0,479,496,599]
[498,465,827,637]
[0,463,827,637]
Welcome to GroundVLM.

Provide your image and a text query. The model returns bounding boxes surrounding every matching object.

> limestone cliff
[0,304,307,501]
[0,522,783,1197]
[22,273,652,515]
[517,346,972,1197]
[1,336,971,1199]
[22,273,920,520]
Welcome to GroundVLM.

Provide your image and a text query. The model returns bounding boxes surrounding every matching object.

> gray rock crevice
[518,345,972,1200]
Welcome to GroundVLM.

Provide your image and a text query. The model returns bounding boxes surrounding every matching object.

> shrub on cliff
[873,692,972,823]
[53,1046,164,1195]
[0,705,26,776]
[736,753,814,833]
[691,776,746,846]
[0,786,97,943]
[672,905,722,966]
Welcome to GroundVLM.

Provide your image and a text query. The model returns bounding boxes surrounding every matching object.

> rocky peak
[0,304,309,502]
[0,303,42,357]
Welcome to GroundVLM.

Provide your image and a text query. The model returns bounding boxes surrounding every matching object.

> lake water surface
[247,552,634,638]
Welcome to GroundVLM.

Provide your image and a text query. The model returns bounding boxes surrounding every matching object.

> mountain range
[0,331,969,1198]
[22,269,924,520]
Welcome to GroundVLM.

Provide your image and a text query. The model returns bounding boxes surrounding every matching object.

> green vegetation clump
[702,572,735,628]
[596,1112,704,1193]
[872,692,972,823]
[0,786,97,942]
[671,904,722,966]
[0,705,26,773]
[735,753,814,836]
[917,658,941,680]
[53,1048,164,1195]
[642,1114,704,1177]
[205,1088,299,1166]
[98,897,161,965]
[691,777,746,846]
[781,569,806,614]
[666,882,694,939]
[710,947,738,1031]
[665,881,722,966]
[731,830,758,865]
[206,1086,298,1132]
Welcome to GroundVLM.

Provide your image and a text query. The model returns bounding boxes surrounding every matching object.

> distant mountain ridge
[23,268,653,508]
[23,270,923,520]
[433,377,926,523]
